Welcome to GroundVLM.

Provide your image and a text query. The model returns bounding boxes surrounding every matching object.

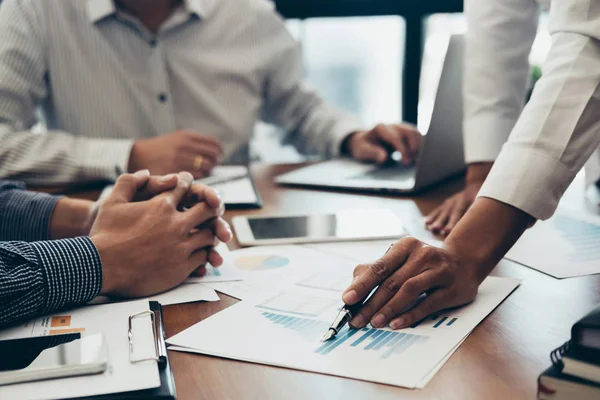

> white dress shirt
[0,0,363,185]
[466,0,600,220]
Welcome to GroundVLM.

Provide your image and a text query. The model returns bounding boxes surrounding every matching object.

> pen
[320,244,394,342]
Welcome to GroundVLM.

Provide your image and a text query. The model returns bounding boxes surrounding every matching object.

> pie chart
[235,255,290,271]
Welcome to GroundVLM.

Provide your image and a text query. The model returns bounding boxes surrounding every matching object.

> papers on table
[89,283,220,306]
[168,276,519,389]
[506,210,600,278]
[0,300,160,400]
[200,245,357,300]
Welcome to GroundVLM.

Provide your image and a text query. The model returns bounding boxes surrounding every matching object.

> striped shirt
[0,181,102,327]
[0,0,363,185]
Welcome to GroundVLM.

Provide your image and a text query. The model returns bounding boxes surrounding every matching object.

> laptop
[276,35,465,194]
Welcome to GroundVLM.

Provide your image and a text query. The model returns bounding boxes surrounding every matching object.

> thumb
[354,141,388,164]
[108,170,150,204]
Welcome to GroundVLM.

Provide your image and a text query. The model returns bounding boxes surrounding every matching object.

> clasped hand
[90,170,232,298]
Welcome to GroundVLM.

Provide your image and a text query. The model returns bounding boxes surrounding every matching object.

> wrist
[50,198,95,239]
[91,234,119,296]
[340,132,360,155]
[127,140,143,173]
[465,162,494,185]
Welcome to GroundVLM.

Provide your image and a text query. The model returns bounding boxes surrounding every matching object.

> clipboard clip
[128,310,161,364]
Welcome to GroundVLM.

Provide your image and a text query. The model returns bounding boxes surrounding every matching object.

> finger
[424,206,443,225]
[186,132,224,154]
[192,265,208,277]
[107,170,150,204]
[159,172,193,208]
[134,174,178,201]
[388,290,449,330]
[342,237,421,305]
[428,205,451,233]
[370,269,446,328]
[184,229,217,254]
[208,247,224,267]
[213,218,233,243]
[441,201,468,236]
[183,151,217,178]
[353,137,388,164]
[181,184,223,211]
[372,124,411,164]
[348,261,425,329]
[184,140,223,164]
[400,125,423,155]
[183,203,221,231]
[188,249,209,274]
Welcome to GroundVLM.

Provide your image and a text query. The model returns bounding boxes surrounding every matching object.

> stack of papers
[167,243,520,389]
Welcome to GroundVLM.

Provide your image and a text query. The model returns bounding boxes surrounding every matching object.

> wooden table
[60,164,600,399]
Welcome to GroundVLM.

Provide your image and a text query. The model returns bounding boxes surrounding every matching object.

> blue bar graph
[433,317,448,328]
[261,312,429,360]
[554,215,600,262]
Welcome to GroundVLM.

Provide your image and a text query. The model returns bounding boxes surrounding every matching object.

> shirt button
[150,39,157,47]
[158,93,168,103]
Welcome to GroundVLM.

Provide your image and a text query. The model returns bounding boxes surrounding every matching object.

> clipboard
[84,302,176,400]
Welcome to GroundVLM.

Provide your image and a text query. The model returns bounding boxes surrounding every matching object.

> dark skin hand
[425,163,494,236]
[342,197,534,330]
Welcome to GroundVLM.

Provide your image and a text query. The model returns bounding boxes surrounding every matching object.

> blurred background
[252,0,552,163]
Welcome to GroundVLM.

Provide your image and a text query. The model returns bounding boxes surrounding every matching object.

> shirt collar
[86,0,206,24]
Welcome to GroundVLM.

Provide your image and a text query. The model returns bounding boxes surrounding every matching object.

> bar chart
[205,266,221,277]
[261,312,429,359]
[554,215,600,262]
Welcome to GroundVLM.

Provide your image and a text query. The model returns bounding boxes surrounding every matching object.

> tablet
[232,209,406,246]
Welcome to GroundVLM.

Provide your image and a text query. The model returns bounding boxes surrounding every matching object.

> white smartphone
[0,333,108,386]
[232,208,406,246]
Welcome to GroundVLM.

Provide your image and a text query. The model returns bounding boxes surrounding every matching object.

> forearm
[0,238,102,327]
[0,127,133,185]
[50,198,95,240]
[0,181,60,241]
[444,197,534,280]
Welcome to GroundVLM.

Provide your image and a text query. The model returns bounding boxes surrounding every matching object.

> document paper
[168,277,519,389]
[506,210,600,278]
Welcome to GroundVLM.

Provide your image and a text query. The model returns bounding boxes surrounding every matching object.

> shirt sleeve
[257,4,365,157]
[479,0,600,220]
[0,0,132,185]
[463,0,540,163]
[0,181,60,242]
[0,237,102,327]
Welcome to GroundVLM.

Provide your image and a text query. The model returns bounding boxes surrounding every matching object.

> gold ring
[193,155,204,170]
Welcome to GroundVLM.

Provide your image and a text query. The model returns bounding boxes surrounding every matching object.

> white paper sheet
[168,277,519,389]
[506,210,600,278]
[201,245,357,300]
[89,283,220,306]
[0,300,160,400]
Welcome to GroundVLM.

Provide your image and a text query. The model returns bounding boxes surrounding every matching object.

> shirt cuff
[80,138,134,180]
[463,113,518,163]
[30,237,103,313]
[0,182,61,241]
[478,145,575,220]
[328,117,366,157]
